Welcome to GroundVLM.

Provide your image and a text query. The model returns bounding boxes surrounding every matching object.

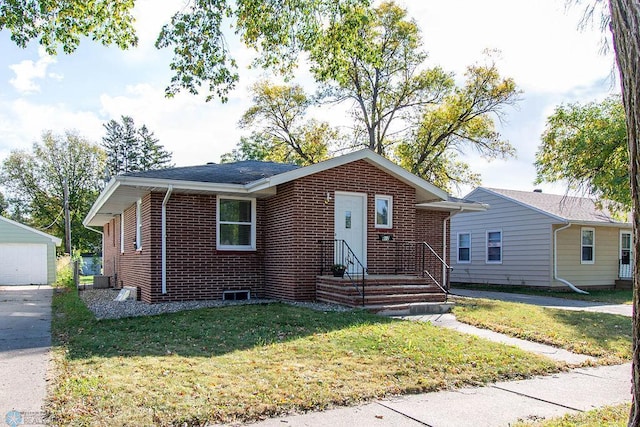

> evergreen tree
[102,116,173,177]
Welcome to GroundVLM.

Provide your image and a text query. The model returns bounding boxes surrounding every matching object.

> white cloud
[99,83,247,165]
[8,48,58,94]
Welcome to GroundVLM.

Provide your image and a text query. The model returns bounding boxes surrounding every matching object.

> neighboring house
[83,149,484,308]
[0,216,62,285]
[450,187,632,290]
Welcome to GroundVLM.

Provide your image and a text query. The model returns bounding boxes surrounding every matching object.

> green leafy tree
[102,116,173,177]
[224,81,335,165]
[156,0,372,101]
[396,56,519,190]
[535,95,629,212]
[310,1,454,155]
[0,131,106,253]
[0,0,137,53]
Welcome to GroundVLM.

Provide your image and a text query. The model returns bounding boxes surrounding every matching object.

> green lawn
[48,284,563,426]
[453,284,633,305]
[514,403,629,426]
[453,298,632,364]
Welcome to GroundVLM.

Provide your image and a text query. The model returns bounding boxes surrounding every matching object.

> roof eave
[417,200,488,212]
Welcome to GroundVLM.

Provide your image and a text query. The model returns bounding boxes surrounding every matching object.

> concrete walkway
[0,285,52,426]
[402,313,595,365]
[450,288,632,317]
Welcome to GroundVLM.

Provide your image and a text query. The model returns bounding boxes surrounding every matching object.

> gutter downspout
[554,222,589,294]
[443,210,462,291]
[161,186,173,295]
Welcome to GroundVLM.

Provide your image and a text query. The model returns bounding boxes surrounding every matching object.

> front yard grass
[453,284,633,305]
[49,285,563,426]
[453,298,632,364]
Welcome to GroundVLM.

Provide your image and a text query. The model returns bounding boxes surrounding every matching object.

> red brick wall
[415,209,450,286]
[263,159,424,301]
[153,193,265,302]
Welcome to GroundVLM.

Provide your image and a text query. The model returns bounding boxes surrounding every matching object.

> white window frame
[486,230,502,264]
[621,230,632,264]
[216,196,257,251]
[457,232,471,263]
[135,200,143,251]
[581,227,595,264]
[120,212,124,254]
[374,195,393,229]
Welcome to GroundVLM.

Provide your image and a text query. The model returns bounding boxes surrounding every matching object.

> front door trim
[334,191,367,272]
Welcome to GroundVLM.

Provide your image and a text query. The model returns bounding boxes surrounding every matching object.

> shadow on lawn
[56,298,391,360]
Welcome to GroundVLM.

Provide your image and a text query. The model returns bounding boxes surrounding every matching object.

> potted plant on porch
[331,264,347,278]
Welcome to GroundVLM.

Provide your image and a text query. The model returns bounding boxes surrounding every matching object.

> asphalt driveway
[0,285,52,426]
[451,288,632,317]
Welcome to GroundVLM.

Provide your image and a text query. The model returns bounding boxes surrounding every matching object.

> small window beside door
[375,195,392,229]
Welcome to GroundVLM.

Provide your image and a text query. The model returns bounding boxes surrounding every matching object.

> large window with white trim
[217,197,256,250]
[457,232,471,263]
[581,227,595,264]
[375,195,393,228]
[486,230,502,263]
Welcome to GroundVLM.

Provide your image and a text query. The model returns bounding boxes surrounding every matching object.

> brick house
[84,149,484,310]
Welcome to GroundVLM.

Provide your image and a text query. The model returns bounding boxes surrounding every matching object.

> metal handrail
[319,239,366,306]
[420,242,451,296]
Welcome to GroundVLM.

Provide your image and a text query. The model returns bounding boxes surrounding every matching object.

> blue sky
[0,0,616,197]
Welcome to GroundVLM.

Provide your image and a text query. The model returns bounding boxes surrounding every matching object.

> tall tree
[102,116,173,177]
[0,0,137,53]
[396,56,519,191]
[310,1,454,155]
[605,0,640,425]
[225,81,336,165]
[0,131,105,253]
[535,95,629,212]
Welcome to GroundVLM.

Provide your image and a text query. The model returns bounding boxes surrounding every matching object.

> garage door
[0,243,48,285]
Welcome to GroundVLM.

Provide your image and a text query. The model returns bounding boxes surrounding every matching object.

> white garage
[0,217,61,285]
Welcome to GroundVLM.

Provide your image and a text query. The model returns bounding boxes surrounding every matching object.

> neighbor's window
[135,199,142,250]
[581,227,595,264]
[375,195,393,229]
[217,197,256,250]
[486,230,502,263]
[457,232,471,263]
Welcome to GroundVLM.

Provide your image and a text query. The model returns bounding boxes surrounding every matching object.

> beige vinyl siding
[450,189,555,287]
[554,224,623,287]
[0,218,59,284]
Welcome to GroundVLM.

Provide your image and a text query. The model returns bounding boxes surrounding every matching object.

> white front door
[334,192,367,274]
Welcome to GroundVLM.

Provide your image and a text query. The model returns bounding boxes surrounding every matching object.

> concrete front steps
[317,274,449,315]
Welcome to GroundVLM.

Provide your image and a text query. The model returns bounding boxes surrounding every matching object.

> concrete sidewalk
[241,363,630,427]
[0,285,52,427]
[450,288,632,317]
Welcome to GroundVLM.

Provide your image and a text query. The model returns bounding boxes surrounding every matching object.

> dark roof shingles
[123,160,300,185]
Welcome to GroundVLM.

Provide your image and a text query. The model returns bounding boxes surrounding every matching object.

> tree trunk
[608,1,640,425]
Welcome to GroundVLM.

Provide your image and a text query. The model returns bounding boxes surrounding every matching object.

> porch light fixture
[324,192,332,205]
